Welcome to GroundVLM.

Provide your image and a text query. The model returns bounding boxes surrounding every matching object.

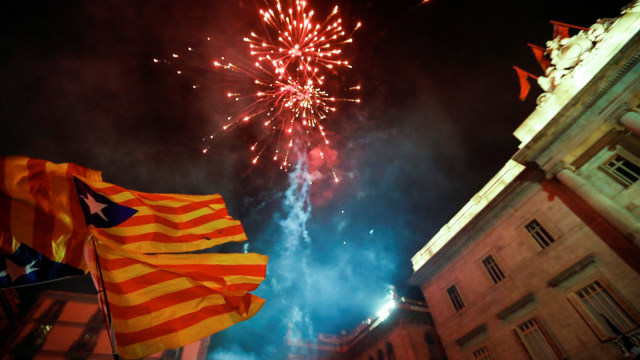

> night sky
[0,0,631,358]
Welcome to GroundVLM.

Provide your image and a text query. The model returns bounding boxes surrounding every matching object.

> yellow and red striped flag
[2,156,269,357]
[73,169,269,358]
[86,236,268,359]
[0,156,102,270]
[74,177,247,254]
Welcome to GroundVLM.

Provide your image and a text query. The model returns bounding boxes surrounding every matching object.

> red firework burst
[160,0,360,181]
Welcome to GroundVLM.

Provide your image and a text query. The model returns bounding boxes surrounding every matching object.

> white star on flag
[79,193,109,221]
[1,258,39,283]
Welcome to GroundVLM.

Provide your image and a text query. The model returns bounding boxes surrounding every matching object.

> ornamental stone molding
[547,33,594,71]
[535,16,619,107]
[622,0,640,14]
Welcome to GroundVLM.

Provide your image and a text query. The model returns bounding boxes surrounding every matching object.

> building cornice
[513,8,640,167]
[409,166,542,285]
[454,324,487,346]
[496,293,536,320]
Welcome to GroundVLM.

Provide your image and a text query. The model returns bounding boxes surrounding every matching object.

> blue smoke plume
[274,146,316,349]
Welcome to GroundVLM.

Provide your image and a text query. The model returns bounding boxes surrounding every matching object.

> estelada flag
[0,243,84,288]
[85,234,268,359]
[0,156,102,271]
[74,177,247,254]
[73,172,268,358]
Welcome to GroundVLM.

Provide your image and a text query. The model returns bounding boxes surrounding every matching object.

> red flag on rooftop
[550,20,589,40]
[0,156,102,271]
[513,66,537,101]
[527,43,551,71]
[552,22,570,39]
[86,236,268,359]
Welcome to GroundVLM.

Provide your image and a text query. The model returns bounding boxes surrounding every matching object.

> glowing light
[376,299,395,321]
[246,1,357,79]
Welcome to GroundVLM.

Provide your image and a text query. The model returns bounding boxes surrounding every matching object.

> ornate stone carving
[586,22,607,42]
[537,68,569,92]
[622,0,640,14]
[535,17,617,102]
[548,33,594,70]
[535,92,553,109]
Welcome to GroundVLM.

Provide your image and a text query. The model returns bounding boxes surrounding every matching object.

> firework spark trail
[249,1,361,79]
[206,62,349,171]
[154,1,360,177]
[199,0,360,177]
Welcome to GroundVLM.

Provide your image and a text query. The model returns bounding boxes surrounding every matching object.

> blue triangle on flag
[0,243,84,288]
[74,177,137,228]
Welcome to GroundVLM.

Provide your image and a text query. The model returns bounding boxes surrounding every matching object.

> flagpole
[549,20,590,31]
[91,234,121,360]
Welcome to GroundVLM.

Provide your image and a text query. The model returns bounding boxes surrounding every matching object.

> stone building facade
[1,290,209,360]
[287,298,446,360]
[410,2,640,359]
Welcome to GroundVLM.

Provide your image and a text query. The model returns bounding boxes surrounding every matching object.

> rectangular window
[482,255,505,283]
[447,285,465,312]
[602,154,640,186]
[576,281,636,336]
[515,318,560,360]
[525,220,555,249]
[472,346,492,360]
[68,308,105,355]
[10,299,66,358]
[424,312,434,326]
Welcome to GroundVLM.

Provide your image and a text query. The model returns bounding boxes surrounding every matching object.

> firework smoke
[274,143,316,348]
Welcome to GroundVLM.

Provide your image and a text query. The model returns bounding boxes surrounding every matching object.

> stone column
[555,168,640,248]
[620,111,640,136]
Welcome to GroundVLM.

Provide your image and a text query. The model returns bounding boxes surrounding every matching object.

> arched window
[386,342,396,360]
[377,348,385,360]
